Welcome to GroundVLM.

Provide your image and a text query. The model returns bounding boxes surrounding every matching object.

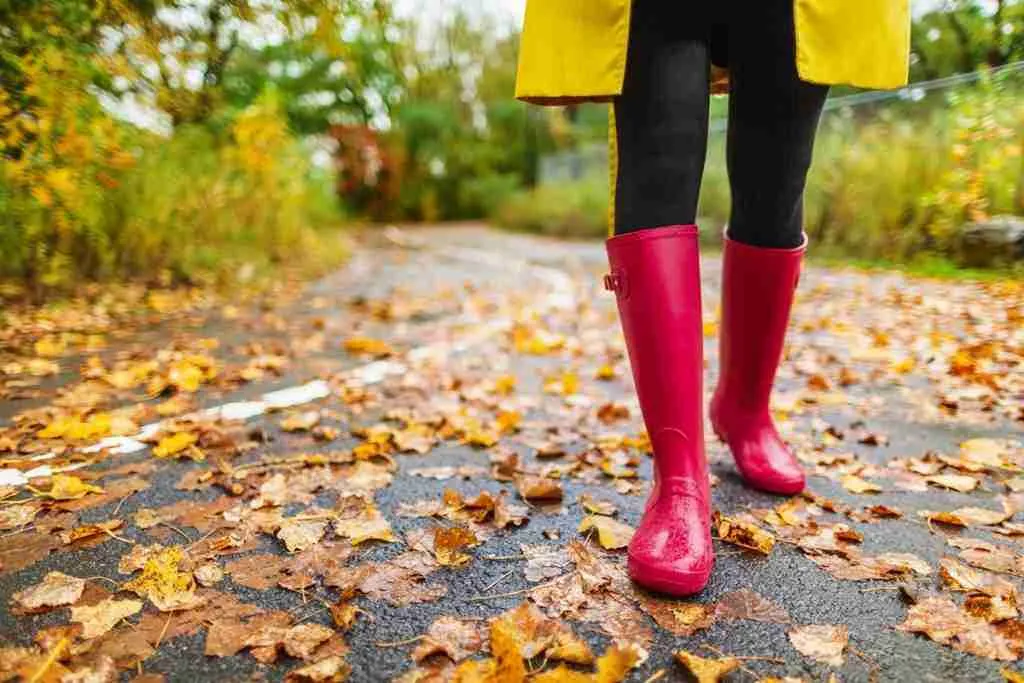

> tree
[911,0,1024,80]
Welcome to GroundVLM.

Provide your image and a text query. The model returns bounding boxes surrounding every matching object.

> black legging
[612,1,828,248]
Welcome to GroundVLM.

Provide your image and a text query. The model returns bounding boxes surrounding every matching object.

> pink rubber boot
[709,234,807,495]
[605,225,712,596]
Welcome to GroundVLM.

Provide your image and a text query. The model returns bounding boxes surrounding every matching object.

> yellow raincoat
[515,0,911,105]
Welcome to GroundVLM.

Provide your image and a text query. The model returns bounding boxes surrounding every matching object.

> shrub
[494,178,608,239]
[1,87,345,297]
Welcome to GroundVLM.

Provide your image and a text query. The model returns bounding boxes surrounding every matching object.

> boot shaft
[605,225,706,482]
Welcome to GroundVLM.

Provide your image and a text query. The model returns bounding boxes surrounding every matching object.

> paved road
[1,225,1021,682]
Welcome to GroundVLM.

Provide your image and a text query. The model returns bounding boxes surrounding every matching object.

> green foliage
[911,0,1024,80]
[494,178,608,239]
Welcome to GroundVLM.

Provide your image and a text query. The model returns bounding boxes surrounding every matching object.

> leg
[612,5,710,234]
[725,0,828,248]
[710,0,828,494]
[606,5,714,596]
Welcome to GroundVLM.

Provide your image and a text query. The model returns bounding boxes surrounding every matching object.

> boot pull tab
[603,269,630,299]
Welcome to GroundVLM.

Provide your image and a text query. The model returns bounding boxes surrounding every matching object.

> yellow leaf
[714,514,775,555]
[594,644,641,683]
[495,410,521,435]
[490,617,527,683]
[121,546,200,612]
[451,658,497,683]
[152,432,199,459]
[674,650,739,683]
[493,374,517,395]
[34,336,65,358]
[334,505,396,546]
[434,526,479,567]
[31,474,103,501]
[840,474,882,494]
[71,597,143,639]
[343,336,393,357]
[38,413,112,441]
[578,515,635,550]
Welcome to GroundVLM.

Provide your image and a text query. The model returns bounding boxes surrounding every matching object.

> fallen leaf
[433,526,478,567]
[152,431,199,459]
[840,474,882,494]
[278,518,328,553]
[11,572,85,611]
[521,544,570,582]
[71,598,143,639]
[30,474,103,501]
[412,616,484,663]
[517,476,563,502]
[579,494,617,516]
[122,546,202,611]
[281,411,321,432]
[714,589,790,623]
[674,650,739,683]
[578,515,634,550]
[285,655,351,682]
[788,624,848,666]
[715,514,775,554]
[926,474,980,493]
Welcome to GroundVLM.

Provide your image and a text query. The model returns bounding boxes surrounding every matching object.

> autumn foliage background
[1,0,1023,299]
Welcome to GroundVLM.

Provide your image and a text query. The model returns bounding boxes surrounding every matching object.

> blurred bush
[1,84,343,296]
[495,76,1024,270]
[494,177,608,239]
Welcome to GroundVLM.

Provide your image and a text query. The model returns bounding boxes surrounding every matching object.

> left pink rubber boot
[606,225,713,596]
[710,234,807,495]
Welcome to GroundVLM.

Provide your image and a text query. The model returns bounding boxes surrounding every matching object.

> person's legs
[606,4,714,595]
[710,0,828,494]
[612,5,710,234]
[724,1,828,248]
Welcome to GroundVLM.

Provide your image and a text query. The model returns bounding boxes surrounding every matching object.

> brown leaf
[898,596,1021,661]
[517,476,563,502]
[278,518,328,553]
[285,655,351,682]
[521,544,570,582]
[939,558,1018,598]
[714,588,790,624]
[412,616,484,663]
[11,571,85,611]
[788,624,848,666]
[714,514,775,554]
[923,507,1012,527]
[639,597,716,637]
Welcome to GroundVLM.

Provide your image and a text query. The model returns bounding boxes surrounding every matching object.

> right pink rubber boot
[709,234,808,495]
[605,225,713,596]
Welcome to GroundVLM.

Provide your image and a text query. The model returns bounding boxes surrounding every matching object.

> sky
[400,0,986,26]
